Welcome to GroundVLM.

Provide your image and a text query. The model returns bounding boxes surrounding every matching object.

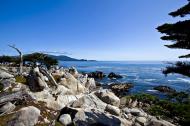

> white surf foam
[177,78,190,84]
[147,89,158,92]
[168,80,180,82]
[144,79,157,82]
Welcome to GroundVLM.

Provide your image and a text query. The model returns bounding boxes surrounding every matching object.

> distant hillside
[49,55,91,61]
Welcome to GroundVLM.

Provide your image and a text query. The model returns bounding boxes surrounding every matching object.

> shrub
[15,75,27,84]
[127,93,158,104]
[149,96,190,125]
[125,93,190,125]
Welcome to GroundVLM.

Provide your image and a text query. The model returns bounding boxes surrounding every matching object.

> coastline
[0,65,186,125]
[59,61,190,95]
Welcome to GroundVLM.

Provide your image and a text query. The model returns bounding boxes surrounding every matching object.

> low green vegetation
[126,92,190,125]
[167,91,190,103]
[53,75,62,83]
[129,93,158,104]
[54,121,63,126]
[15,75,27,84]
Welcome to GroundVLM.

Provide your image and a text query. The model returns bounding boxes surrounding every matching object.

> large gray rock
[0,66,8,71]
[64,107,130,126]
[85,78,96,91]
[60,72,85,94]
[135,117,147,125]
[123,108,147,117]
[11,83,29,92]
[105,104,120,116]
[28,87,83,110]
[95,89,120,107]
[8,106,40,126]
[51,85,72,95]
[0,70,14,79]
[134,122,142,126]
[69,67,78,77]
[56,94,81,108]
[147,118,176,126]
[78,74,88,85]
[131,100,138,108]
[77,74,96,92]
[28,67,48,92]
[73,109,130,126]
[59,114,72,126]
[10,67,18,73]
[0,78,15,91]
[71,93,107,111]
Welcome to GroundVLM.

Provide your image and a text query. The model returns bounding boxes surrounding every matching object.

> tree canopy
[169,1,190,17]
[23,52,58,68]
[0,52,58,69]
[0,55,18,63]
[157,0,190,77]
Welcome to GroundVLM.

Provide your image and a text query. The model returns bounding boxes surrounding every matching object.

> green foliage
[125,95,132,103]
[169,1,190,17]
[23,52,58,69]
[149,99,190,125]
[157,1,190,77]
[0,55,19,64]
[0,55,12,63]
[0,52,58,69]
[168,91,189,103]
[126,92,190,125]
[15,75,27,84]
[163,61,190,77]
[157,20,190,50]
[55,121,63,126]
[23,53,46,63]
[148,105,166,116]
[127,93,158,104]
[43,55,58,69]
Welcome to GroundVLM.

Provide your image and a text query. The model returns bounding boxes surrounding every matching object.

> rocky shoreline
[0,65,178,126]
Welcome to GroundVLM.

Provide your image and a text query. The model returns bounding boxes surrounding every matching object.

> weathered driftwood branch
[0,92,30,105]
[8,45,23,74]
[0,102,16,116]
[39,68,58,88]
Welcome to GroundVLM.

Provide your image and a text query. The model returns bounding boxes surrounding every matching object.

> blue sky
[0,0,189,61]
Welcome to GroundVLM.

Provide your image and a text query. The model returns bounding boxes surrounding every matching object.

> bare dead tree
[39,68,58,88]
[8,45,23,74]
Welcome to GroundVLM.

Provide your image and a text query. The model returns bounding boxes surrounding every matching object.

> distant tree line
[157,0,190,77]
[0,52,58,69]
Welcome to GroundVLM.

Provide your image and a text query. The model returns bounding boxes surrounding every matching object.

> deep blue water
[59,61,190,95]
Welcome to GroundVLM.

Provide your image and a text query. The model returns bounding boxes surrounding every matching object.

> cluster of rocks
[122,107,175,126]
[109,83,134,97]
[0,66,176,126]
[108,72,123,79]
[87,71,106,79]
[153,85,176,93]
[120,96,151,109]
[87,71,123,79]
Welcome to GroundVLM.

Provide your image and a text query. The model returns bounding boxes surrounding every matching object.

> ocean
[59,61,190,95]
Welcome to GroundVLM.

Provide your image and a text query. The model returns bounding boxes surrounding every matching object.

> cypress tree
[157,0,190,77]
